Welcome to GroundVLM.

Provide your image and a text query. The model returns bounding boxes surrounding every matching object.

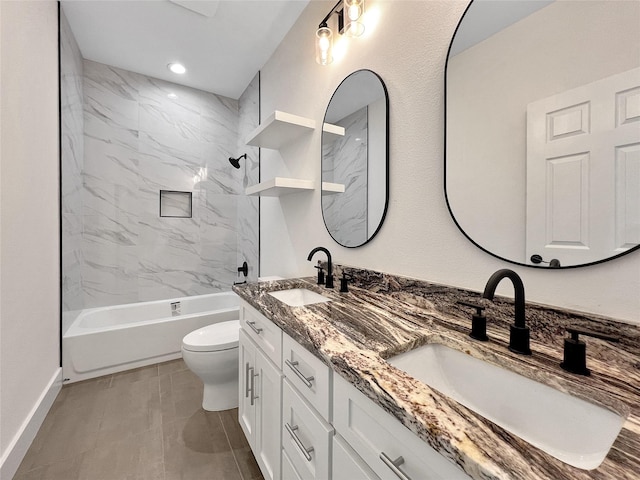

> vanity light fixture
[315,0,365,65]
[167,62,186,74]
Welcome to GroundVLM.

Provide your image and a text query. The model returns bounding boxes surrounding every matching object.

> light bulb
[343,0,365,37]
[348,4,361,21]
[315,26,333,65]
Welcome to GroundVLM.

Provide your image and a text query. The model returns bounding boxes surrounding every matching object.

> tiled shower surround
[61,11,259,328]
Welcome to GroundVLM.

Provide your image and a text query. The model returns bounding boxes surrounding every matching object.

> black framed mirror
[321,69,389,248]
[445,0,640,268]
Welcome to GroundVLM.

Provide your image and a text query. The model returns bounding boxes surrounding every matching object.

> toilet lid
[182,320,240,352]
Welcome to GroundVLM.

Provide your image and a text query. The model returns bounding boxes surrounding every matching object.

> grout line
[159,369,167,480]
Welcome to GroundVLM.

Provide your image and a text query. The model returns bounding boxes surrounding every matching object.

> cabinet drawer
[333,375,469,480]
[240,299,282,368]
[282,379,334,480]
[282,449,303,480]
[333,434,380,480]
[282,332,332,420]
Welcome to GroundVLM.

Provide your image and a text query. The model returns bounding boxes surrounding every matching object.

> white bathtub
[63,292,239,383]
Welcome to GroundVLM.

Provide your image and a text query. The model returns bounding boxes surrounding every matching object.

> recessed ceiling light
[167,93,178,99]
[168,63,186,74]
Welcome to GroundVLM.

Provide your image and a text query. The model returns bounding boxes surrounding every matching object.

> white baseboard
[0,367,62,480]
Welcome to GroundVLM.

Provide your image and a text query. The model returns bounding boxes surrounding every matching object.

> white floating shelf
[321,182,345,194]
[246,111,316,149]
[322,123,345,144]
[246,177,314,197]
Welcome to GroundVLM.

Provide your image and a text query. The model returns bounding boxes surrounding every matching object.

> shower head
[229,153,247,169]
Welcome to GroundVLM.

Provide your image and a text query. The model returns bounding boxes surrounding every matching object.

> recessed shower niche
[159,190,192,218]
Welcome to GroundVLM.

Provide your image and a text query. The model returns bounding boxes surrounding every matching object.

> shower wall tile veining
[322,106,369,246]
[60,11,85,318]
[60,11,258,330]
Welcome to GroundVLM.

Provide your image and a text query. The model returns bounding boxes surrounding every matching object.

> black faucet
[482,269,531,355]
[307,247,333,288]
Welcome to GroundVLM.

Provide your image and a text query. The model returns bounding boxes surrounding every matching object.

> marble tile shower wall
[60,11,84,322]
[80,60,246,309]
[322,106,368,245]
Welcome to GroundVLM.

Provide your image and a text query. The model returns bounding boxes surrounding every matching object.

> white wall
[259,0,640,324]
[0,1,61,477]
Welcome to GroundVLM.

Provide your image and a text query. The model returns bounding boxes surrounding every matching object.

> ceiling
[61,0,310,99]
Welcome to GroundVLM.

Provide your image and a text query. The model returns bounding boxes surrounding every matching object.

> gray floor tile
[78,427,164,480]
[15,359,262,480]
[163,414,241,480]
[158,359,188,377]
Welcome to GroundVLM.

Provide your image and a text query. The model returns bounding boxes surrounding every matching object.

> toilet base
[202,377,239,412]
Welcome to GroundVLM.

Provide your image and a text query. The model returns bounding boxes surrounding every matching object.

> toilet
[181,319,240,411]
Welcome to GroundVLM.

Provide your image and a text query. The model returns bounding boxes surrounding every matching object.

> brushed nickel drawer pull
[250,370,259,406]
[285,359,315,388]
[380,452,412,480]
[245,362,252,398]
[246,320,263,334]
[285,423,314,462]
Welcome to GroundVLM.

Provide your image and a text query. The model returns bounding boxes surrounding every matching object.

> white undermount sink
[388,343,626,470]
[268,288,331,307]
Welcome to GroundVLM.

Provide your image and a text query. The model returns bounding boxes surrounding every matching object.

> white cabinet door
[255,346,284,480]
[239,329,257,442]
[239,327,283,480]
[526,67,640,265]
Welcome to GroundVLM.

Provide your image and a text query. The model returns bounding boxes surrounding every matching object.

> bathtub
[63,292,239,383]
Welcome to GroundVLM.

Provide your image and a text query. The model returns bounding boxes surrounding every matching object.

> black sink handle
[566,327,619,343]
[456,301,488,342]
[456,301,485,315]
[560,327,619,376]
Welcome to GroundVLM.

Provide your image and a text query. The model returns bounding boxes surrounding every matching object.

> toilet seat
[182,320,240,352]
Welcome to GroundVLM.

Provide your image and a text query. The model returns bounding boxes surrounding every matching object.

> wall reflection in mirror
[322,70,389,248]
[446,0,640,268]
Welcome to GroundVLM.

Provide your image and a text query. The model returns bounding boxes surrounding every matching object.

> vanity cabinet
[239,303,283,480]
[333,374,468,480]
[239,300,469,480]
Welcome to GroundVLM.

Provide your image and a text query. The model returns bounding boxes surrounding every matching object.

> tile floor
[14,359,263,480]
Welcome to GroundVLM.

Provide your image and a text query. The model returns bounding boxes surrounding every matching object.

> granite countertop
[232,268,640,480]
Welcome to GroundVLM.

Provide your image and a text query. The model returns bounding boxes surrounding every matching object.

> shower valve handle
[237,261,248,277]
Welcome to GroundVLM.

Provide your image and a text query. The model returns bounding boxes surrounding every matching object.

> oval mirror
[445,0,640,268]
[321,70,389,248]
